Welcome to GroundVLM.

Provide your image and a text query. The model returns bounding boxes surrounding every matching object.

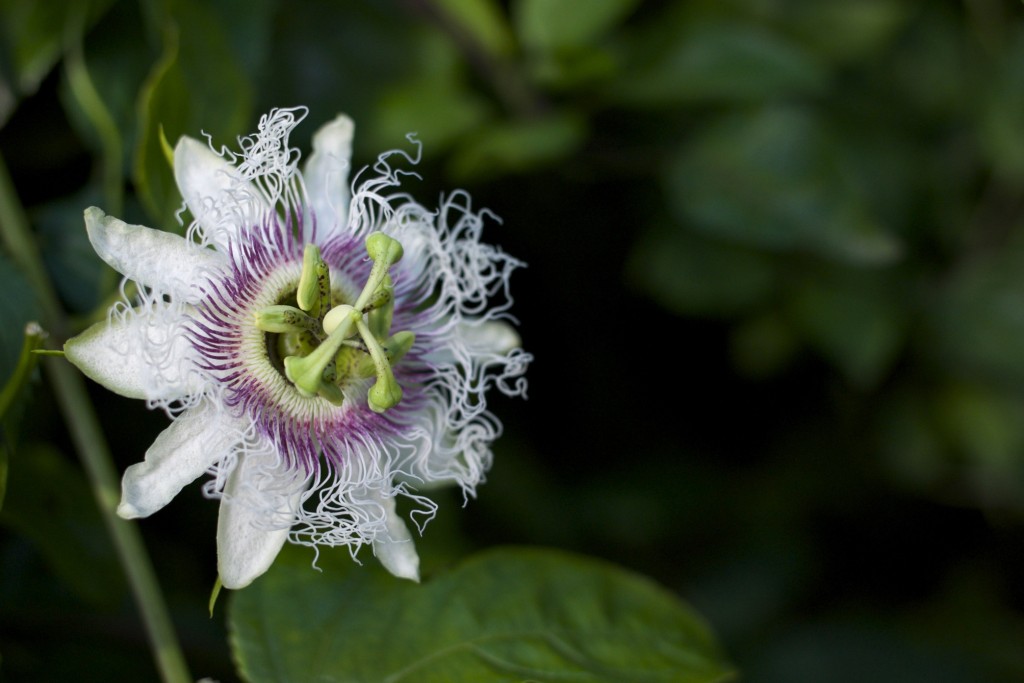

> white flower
[65,108,530,588]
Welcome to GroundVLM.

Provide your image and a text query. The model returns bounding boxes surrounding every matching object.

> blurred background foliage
[1,0,1024,680]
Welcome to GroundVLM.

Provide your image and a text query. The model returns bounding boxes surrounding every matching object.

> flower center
[254,233,413,412]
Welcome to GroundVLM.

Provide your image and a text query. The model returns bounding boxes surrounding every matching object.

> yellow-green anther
[354,233,403,311]
[368,375,402,414]
[365,231,404,266]
[297,244,326,316]
[255,305,320,334]
[355,318,402,413]
[284,305,359,397]
[314,259,331,322]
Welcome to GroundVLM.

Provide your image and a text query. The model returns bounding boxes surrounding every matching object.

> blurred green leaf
[665,105,902,265]
[434,0,515,57]
[368,32,492,155]
[0,0,115,100]
[785,0,910,63]
[513,0,640,52]
[260,0,419,154]
[787,269,906,387]
[231,545,734,683]
[0,443,123,606]
[929,239,1024,385]
[878,380,1024,512]
[448,111,586,180]
[748,617,987,683]
[628,223,776,318]
[730,313,798,379]
[980,26,1024,181]
[34,191,108,314]
[0,428,7,511]
[935,383,1024,470]
[134,0,253,229]
[612,21,827,106]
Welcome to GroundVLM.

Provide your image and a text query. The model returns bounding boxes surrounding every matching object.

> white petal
[64,312,203,401]
[425,320,523,368]
[174,136,267,248]
[117,400,238,519]
[371,493,420,582]
[217,447,306,589]
[456,320,522,355]
[303,114,354,241]
[84,207,224,303]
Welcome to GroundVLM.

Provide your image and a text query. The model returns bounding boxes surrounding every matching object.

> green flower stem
[0,153,191,683]
[46,360,192,683]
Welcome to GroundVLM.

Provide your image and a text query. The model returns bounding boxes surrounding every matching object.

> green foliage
[134,0,257,230]
[231,545,734,683]
[0,0,115,106]
[612,21,826,106]
[665,105,901,265]
[0,443,123,606]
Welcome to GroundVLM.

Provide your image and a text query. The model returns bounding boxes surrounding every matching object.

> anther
[297,244,331,318]
[255,305,321,335]
[354,232,402,312]
[354,318,403,413]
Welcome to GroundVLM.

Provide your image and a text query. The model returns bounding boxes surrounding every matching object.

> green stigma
[257,232,413,411]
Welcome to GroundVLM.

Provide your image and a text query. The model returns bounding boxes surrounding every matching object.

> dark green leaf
[134,0,253,229]
[367,33,492,155]
[612,21,827,106]
[514,0,640,52]
[786,270,906,387]
[258,0,420,155]
[729,313,798,379]
[0,427,7,511]
[664,105,901,265]
[928,239,1024,385]
[231,545,734,683]
[785,0,911,64]
[433,0,515,57]
[0,0,115,99]
[448,111,586,180]
[980,26,1024,181]
[35,190,108,314]
[0,443,123,606]
[628,223,776,318]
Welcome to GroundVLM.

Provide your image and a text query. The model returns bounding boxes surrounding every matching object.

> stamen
[355,318,402,413]
[366,273,394,340]
[354,330,414,377]
[274,234,413,409]
[354,233,403,311]
[284,305,358,397]
[297,244,331,318]
[255,305,321,335]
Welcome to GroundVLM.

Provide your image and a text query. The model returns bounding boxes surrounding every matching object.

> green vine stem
[0,152,192,683]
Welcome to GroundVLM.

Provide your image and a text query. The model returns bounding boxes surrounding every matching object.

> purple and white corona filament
[64,108,530,588]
